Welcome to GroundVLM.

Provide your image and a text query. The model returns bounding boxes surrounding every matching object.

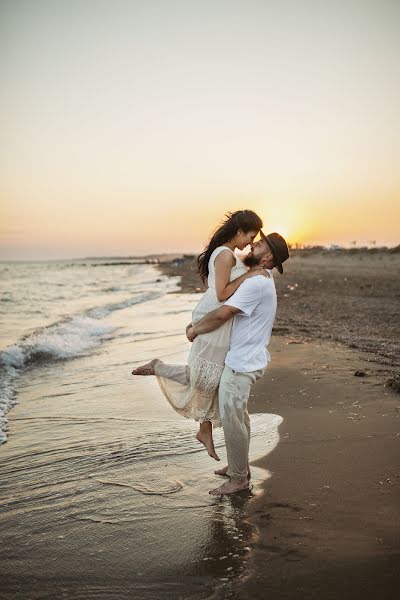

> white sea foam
[0,366,19,444]
[0,315,116,444]
[0,290,160,444]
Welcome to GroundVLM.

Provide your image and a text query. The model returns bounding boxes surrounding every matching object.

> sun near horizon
[1,1,400,260]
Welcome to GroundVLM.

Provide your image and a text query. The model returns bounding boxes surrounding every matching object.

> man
[186,231,289,496]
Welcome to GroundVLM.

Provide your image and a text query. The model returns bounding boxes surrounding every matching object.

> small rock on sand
[384,374,400,393]
[354,370,367,377]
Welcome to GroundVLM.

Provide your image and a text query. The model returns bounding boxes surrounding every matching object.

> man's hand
[186,325,197,342]
[185,322,192,338]
[185,305,238,340]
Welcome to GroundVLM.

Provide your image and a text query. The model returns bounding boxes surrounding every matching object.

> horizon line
[1,242,399,263]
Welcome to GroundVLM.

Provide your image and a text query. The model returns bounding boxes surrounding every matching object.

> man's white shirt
[224,272,277,372]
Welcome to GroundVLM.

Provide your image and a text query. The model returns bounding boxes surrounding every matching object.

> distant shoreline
[1,244,399,264]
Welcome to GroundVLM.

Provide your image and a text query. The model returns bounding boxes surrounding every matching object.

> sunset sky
[1,0,399,259]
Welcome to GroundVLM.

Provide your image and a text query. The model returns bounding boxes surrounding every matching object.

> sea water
[0,259,282,599]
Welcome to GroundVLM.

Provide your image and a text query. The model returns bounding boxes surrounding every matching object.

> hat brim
[260,231,284,274]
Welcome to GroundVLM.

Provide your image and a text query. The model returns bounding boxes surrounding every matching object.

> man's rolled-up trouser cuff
[227,470,248,480]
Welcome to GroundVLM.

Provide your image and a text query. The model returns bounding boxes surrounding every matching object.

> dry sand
[159,250,400,599]
[158,249,400,370]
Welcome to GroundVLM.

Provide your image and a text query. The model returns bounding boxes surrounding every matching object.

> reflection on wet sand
[0,283,282,599]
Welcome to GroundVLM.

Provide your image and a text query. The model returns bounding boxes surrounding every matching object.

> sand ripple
[90,474,184,495]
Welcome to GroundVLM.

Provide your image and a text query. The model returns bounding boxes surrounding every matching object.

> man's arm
[187,305,240,341]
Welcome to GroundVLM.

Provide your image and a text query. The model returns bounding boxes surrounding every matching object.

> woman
[132,210,267,460]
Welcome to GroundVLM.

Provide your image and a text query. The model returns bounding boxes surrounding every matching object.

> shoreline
[238,336,400,600]
[158,253,400,599]
[1,256,399,599]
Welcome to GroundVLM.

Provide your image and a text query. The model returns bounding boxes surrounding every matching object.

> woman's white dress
[155,246,247,427]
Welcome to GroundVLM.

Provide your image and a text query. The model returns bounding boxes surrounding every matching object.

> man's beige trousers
[218,365,265,480]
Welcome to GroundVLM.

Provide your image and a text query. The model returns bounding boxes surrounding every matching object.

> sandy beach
[159,248,400,369]
[159,249,400,599]
[235,337,400,600]
[1,252,399,599]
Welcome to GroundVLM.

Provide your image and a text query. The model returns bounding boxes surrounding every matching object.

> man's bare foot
[131,358,160,376]
[196,431,220,461]
[209,478,250,496]
[214,465,251,479]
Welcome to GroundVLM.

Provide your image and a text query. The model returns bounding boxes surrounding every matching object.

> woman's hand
[245,266,270,278]
[186,325,197,342]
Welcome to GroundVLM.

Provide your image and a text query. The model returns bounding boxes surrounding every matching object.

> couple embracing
[132,210,289,496]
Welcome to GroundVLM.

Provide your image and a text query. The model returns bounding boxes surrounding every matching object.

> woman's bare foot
[214,465,251,479]
[196,431,220,461]
[131,358,160,376]
[196,421,220,461]
[209,478,250,496]
[214,465,229,476]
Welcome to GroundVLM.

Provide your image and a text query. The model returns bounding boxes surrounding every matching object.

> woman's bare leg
[133,362,220,461]
[196,421,220,461]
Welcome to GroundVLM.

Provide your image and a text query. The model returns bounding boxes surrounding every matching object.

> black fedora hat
[260,231,289,274]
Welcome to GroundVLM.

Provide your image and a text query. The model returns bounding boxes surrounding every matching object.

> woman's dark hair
[197,210,263,283]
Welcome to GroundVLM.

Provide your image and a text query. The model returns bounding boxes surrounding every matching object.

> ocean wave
[0,293,158,369]
[1,316,115,369]
[0,315,115,444]
[85,290,158,319]
[0,290,160,445]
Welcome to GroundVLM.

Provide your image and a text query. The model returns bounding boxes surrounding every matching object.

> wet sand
[0,286,281,600]
[1,337,399,599]
[233,337,400,600]
[159,251,400,599]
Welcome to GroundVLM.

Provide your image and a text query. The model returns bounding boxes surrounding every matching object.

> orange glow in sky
[1,1,399,259]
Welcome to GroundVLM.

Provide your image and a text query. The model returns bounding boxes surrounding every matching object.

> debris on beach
[354,370,367,377]
[384,374,400,393]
